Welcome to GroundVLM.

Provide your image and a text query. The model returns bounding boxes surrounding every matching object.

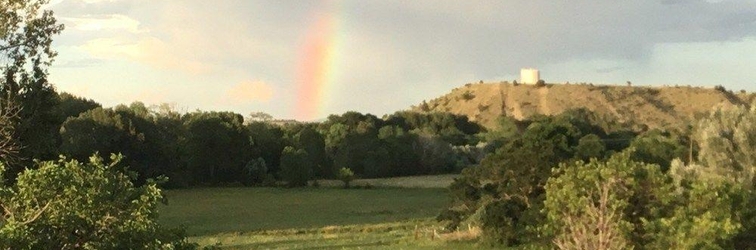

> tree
[646,159,750,249]
[544,152,675,249]
[279,146,312,187]
[293,126,329,178]
[0,97,20,167]
[337,167,354,188]
[0,154,195,249]
[693,103,756,189]
[629,129,686,172]
[54,92,100,122]
[182,111,252,184]
[243,157,272,186]
[246,112,273,123]
[247,121,285,176]
[574,134,606,161]
[59,106,167,185]
[683,103,756,247]
[1,0,65,173]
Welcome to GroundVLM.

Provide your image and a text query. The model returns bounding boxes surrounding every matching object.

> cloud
[79,37,213,74]
[55,58,105,68]
[62,14,146,33]
[48,0,756,119]
[225,81,275,104]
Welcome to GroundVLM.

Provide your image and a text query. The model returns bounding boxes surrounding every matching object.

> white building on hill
[520,68,540,84]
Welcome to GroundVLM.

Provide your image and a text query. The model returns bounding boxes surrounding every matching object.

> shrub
[337,167,355,188]
[244,157,273,186]
[714,85,727,92]
[0,154,195,249]
[461,91,475,101]
[535,80,546,87]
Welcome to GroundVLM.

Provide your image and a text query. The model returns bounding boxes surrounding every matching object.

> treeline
[11,95,487,187]
[437,102,756,248]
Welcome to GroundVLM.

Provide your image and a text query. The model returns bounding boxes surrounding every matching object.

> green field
[158,182,487,249]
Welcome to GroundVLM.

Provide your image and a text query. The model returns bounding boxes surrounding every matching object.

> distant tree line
[3,94,489,188]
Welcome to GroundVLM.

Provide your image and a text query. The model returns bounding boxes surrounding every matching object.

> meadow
[158,175,488,249]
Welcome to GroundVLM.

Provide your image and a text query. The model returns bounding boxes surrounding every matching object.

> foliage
[337,167,354,188]
[461,91,475,101]
[439,110,639,246]
[647,159,750,249]
[55,92,101,120]
[573,134,605,161]
[384,111,482,146]
[247,121,285,176]
[543,152,673,249]
[693,103,756,189]
[243,157,273,186]
[0,154,195,249]
[279,146,313,187]
[0,0,65,172]
[182,111,252,185]
[293,126,329,178]
[414,134,456,174]
[60,104,178,185]
[629,129,687,172]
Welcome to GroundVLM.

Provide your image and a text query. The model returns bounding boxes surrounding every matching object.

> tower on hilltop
[520,68,540,84]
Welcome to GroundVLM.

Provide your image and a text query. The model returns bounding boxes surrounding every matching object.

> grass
[315,174,459,189]
[158,176,489,249]
[191,220,493,250]
[159,187,448,235]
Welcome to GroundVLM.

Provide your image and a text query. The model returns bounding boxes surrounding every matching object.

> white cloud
[62,14,146,33]
[225,81,275,104]
[80,37,213,74]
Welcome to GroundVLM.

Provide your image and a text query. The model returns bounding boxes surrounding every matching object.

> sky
[46,0,756,121]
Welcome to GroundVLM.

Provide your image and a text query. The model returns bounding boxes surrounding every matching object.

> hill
[412,82,756,130]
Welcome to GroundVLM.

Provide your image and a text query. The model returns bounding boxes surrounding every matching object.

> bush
[714,85,727,92]
[337,167,355,188]
[243,157,274,186]
[0,154,195,249]
[535,80,546,87]
[461,91,475,101]
[279,146,313,187]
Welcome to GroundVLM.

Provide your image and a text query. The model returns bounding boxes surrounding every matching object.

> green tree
[54,92,101,120]
[0,0,65,173]
[629,129,687,172]
[685,103,756,247]
[574,134,606,161]
[243,157,272,186]
[247,121,285,176]
[59,106,167,184]
[293,126,329,178]
[544,152,673,249]
[279,146,312,187]
[693,103,756,189]
[0,154,194,249]
[337,167,354,188]
[646,159,750,249]
[182,111,252,184]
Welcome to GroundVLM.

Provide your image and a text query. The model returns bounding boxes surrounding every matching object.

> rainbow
[295,6,342,121]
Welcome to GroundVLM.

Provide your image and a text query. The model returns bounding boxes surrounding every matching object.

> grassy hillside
[414,82,756,130]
